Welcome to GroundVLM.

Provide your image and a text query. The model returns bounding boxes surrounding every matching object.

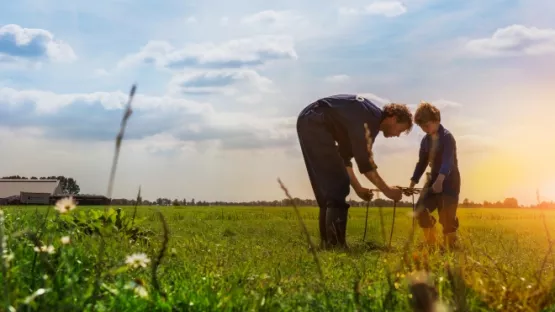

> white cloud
[324,74,350,83]
[0,86,297,150]
[93,68,110,76]
[185,16,197,24]
[167,69,276,96]
[408,99,462,111]
[339,1,408,17]
[465,24,555,57]
[117,35,298,70]
[0,24,77,63]
[220,17,230,26]
[0,87,211,114]
[241,10,307,29]
[356,93,391,106]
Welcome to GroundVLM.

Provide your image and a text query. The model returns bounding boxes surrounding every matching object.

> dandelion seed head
[34,245,55,254]
[434,301,450,312]
[125,279,148,298]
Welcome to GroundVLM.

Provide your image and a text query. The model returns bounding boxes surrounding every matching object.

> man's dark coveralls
[296,94,383,247]
[411,124,461,235]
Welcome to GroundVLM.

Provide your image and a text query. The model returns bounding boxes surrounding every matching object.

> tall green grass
[1,205,555,311]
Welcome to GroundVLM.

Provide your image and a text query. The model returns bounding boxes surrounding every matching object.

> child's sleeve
[411,138,428,184]
[439,133,456,176]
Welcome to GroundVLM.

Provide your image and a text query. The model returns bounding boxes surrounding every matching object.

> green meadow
[1,204,555,311]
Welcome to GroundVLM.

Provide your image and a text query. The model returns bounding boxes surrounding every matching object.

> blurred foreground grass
[1,204,555,311]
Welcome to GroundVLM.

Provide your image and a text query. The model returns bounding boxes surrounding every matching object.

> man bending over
[296,94,413,250]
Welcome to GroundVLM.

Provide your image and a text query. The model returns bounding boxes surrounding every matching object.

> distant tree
[503,197,519,208]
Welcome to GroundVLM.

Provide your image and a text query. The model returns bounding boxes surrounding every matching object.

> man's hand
[385,186,403,202]
[355,187,373,201]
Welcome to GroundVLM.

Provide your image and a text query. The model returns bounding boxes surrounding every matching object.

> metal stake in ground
[388,187,421,248]
[388,200,398,249]
[362,189,376,242]
[363,197,371,242]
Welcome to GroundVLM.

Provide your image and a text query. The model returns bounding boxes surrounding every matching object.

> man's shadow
[346,241,398,255]
[313,241,398,255]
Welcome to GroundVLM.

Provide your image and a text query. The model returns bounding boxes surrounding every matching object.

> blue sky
[1,0,554,205]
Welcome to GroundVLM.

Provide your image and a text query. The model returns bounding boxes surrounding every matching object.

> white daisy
[60,236,70,245]
[125,253,151,269]
[55,197,77,214]
[23,288,50,304]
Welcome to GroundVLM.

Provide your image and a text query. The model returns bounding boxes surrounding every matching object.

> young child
[409,101,460,249]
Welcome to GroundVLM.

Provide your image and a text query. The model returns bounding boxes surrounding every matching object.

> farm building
[0,179,64,204]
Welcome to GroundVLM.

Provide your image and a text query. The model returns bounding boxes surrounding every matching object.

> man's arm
[346,166,363,191]
[363,169,391,193]
[410,138,428,186]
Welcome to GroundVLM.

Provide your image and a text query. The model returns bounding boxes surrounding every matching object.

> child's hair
[414,101,441,125]
[382,103,413,133]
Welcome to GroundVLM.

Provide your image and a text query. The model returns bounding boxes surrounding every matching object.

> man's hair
[414,101,441,125]
[382,103,413,134]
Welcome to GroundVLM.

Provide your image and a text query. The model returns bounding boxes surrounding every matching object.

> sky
[0,0,554,205]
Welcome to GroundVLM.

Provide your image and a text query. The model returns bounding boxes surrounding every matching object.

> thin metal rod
[363,199,370,241]
[388,201,397,248]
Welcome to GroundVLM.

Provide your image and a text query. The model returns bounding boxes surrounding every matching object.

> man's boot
[325,208,349,250]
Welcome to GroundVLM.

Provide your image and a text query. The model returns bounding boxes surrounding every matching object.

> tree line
[2,175,553,209]
[107,196,555,209]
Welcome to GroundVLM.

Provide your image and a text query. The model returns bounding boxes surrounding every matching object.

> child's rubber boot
[444,232,459,251]
[422,227,438,248]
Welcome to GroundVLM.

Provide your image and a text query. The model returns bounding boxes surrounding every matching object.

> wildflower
[125,253,150,269]
[60,236,70,245]
[3,253,14,267]
[34,245,55,254]
[125,279,148,298]
[55,197,77,214]
[23,288,50,304]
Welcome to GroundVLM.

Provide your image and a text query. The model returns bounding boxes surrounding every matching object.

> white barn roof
[0,179,62,198]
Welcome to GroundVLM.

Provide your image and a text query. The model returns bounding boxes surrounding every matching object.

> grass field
[2,204,555,311]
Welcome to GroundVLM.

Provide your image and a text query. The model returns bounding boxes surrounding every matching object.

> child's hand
[431,179,443,193]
